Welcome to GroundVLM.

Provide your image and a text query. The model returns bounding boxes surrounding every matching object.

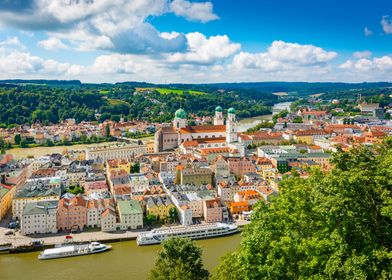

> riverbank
[0,220,249,252]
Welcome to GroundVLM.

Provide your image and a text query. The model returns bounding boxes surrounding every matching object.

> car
[8,222,17,229]
[4,230,14,236]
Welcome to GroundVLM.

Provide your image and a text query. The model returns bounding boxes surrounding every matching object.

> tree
[14,134,21,145]
[214,143,392,279]
[130,162,140,173]
[19,138,28,148]
[105,124,111,139]
[168,207,179,224]
[145,214,158,226]
[149,238,209,280]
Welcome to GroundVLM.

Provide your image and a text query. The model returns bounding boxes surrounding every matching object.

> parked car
[8,221,18,229]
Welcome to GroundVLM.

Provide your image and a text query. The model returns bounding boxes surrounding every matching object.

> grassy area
[99,89,110,94]
[136,87,206,95]
[107,98,130,106]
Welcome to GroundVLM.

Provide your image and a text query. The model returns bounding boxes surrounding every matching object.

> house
[117,200,143,230]
[0,184,15,221]
[146,195,175,220]
[203,199,224,223]
[21,200,58,235]
[56,195,88,232]
[229,201,249,215]
[101,208,117,232]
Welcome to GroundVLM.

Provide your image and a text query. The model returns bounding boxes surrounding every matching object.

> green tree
[149,238,209,280]
[145,214,158,226]
[105,124,111,139]
[130,162,140,173]
[14,134,21,145]
[168,207,179,224]
[19,138,28,148]
[214,144,392,279]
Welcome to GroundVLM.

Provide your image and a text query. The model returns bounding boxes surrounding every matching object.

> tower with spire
[226,107,238,143]
[213,106,224,125]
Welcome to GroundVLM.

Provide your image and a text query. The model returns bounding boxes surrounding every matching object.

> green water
[1,234,241,280]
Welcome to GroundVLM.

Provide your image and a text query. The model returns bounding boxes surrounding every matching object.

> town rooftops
[22,200,58,216]
[179,125,226,134]
[14,181,62,199]
[118,200,143,215]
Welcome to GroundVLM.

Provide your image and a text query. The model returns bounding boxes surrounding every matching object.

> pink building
[84,180,109,195]
[226,157,256,177]
[57,195,88,231]
[203,199,223,223]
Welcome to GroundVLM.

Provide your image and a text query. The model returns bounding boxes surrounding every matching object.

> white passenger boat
[136,223,238,246]
[38,242,111,260]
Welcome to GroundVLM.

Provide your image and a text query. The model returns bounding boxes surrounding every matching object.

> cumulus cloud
[353,50,372,59]
[38,37,68,50]
[0,36,25,49]
[232,41,337,71]
[171,0,219,23]
[167,32,240,64]
[364,26,373,37]
[381,16,392,34]
[340,56,392,73]
[0,38,82,77]
[0,0,218,54]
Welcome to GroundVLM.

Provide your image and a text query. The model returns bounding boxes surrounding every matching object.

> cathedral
[154,106,243,154]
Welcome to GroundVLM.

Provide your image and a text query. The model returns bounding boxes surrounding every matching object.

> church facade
[154,106,240,153]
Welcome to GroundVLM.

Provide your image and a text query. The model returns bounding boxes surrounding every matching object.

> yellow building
[0,185,15,221]
[146,196,175,220]
[106,159,132,173]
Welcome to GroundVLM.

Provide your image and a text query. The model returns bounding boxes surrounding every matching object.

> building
[175,165,213,186]
[117,200,143,229]
[154,107,238,152]
[0,184,14,221]
[146,195,175,220]
[101,208,117,232]
[226,157,256,177]
[12,181,62,220]
[56,195,88,232]
[21,200,58,235]
[86,143,147,161]
[203,199,224,223]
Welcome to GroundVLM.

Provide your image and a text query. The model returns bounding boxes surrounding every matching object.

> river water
[237,101,292,132]
[1,234,241,280]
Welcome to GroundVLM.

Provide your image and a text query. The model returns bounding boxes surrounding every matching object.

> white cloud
[0,0,218,54]
[38,37,68,50]
[353,50,372,59]
[232,41,337,71]
[0,36,25,49]
[364,26,373,37]
[339,55,392,72]
[381,16,392,34]
[167,32,240,64]
[171,0,219,23]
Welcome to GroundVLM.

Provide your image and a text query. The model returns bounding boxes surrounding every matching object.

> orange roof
[230,201,249,207]
[179,125,226,134]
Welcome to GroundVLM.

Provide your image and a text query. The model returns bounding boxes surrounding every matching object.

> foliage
[149,238,209,280]
[214,144,392,279]
[130,162,140,173]
[67,185,84,195]
[247,121,274,132]
[168,207,179,224]
[14,134,21,145]
[145,214,158,226]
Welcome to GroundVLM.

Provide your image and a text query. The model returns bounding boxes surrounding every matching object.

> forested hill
[0,80,391,128]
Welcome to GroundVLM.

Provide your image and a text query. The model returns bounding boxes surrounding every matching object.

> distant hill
[0,79,82,86]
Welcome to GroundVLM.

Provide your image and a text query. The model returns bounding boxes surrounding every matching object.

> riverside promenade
[0,220,250,248]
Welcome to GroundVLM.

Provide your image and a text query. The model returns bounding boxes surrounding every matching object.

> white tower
[173,109,188,130]
[213,106,224,125]
[226,107,238,143]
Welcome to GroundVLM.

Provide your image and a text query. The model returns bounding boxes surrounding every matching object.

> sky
[0,0,391,83]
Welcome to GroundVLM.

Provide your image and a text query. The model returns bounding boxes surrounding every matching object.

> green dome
[215,106,223,112]
[175,108,187,119]
[228,107,236,114]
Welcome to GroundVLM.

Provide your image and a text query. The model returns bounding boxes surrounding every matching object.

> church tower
[173,108,187,130]
[226,107,238,143]
[213,106,224,125]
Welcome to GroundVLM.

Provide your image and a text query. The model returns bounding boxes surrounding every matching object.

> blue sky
[0,0,391,83]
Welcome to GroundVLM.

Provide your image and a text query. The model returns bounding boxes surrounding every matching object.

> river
[5,142,117,160]
[237,101,292,132]
[1,234,241,280]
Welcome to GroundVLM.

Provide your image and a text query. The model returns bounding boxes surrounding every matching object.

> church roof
[228,107,236,114]
[179,125,226,134]
[175,108,187,119]
[215,106,223,112]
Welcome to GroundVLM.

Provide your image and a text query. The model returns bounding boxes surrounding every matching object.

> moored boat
[136,223,238,245]
[38,242,111,260]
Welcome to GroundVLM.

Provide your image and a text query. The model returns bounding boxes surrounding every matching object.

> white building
[117,200,143,230]
[21,201,58,235]
[86,143,147,161]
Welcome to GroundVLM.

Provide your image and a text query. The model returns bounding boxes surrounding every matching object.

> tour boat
[38,242,111,260]
[136,223,238,245]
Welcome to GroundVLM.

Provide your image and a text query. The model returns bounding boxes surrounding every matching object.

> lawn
[136,87,206,95]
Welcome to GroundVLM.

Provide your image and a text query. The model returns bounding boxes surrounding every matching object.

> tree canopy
[149,238,209,280]
[214,144,392,279]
